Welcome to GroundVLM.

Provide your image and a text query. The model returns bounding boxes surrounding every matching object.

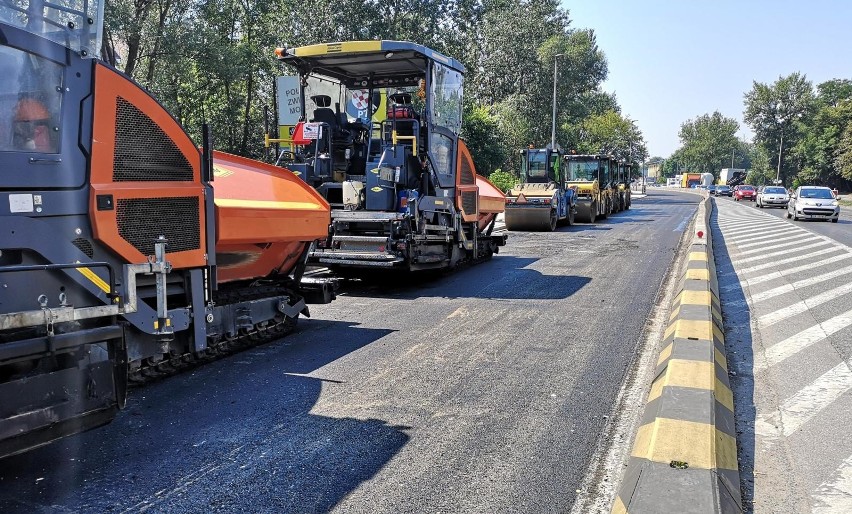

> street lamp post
[775,129,784,185]
[551,53,565,149]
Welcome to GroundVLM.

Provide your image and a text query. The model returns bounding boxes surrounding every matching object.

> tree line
[659,73,852,190]
[101,0,647,182]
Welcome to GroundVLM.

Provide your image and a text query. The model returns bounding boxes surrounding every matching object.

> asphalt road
[713,198,852,513]
[715,195,852,247]
[0,190,700,514]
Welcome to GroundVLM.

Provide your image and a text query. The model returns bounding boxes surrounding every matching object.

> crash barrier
[613,196,742,513]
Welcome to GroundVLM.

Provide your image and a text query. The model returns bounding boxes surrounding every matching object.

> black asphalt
[0,190,699,514]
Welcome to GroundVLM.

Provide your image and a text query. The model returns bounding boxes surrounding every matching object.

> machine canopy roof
[279,40,465,89]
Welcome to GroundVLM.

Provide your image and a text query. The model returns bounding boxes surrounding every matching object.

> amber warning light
[274,47,287,59]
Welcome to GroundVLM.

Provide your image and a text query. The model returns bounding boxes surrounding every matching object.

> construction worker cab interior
[1,44,61,154]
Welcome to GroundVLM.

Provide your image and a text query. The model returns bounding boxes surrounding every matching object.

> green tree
[676,111,740,177]
[576,110,647,161]
[743,72,816,185]
[461,103,507,175]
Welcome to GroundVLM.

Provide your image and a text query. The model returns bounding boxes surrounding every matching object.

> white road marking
[757,361,852,438]
[732,240,833,265]
[727,227,799,243]
[732,249,846,276]
[812,454,852,513]
[758,310,852,369]
[744,265,852,305]
[726,230,811,249]
[736,234,821,255]
[720,253,852,292]
[758,281,852,327]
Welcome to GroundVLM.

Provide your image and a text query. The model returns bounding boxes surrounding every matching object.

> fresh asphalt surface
[0,190,700,513]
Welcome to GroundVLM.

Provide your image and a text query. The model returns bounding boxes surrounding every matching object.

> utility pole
[550,53,565,150]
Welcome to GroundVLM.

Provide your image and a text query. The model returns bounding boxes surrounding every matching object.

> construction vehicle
[681,173,701,188]
[272,41,506,271]
[0,0,335,458]
[564,154,617,223]
[504,146,577,231]
[721,168,747,187]
[616,161,632,211]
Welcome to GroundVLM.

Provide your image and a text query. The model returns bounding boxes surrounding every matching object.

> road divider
[613,196,742,513]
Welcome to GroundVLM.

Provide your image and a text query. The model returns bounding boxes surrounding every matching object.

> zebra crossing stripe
[736,234,821,255]
[732,240,833,265]
[812,454,852,513]
[758,281,852,327]
[727,226,793,242]
[757,361,852,438]
[732,249,846,275]
[747,265,852,305]
[720,253,852,292]
[758,310,852,369]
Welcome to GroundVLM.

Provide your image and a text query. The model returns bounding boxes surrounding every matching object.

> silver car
[756,186,789,208]
[787,186,840,223]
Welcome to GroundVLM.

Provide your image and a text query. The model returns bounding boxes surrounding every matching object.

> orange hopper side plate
[211,151,330,282]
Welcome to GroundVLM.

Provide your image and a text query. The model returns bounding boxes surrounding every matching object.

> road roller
[0,0,335,458]
[504,147,577,231]
[564,153,618,223]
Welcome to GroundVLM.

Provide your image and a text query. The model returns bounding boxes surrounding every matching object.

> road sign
[276,76,301,126]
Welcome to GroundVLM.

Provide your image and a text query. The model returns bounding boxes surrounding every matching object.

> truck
[681,173,701,188]
[504,147,577,231]
[273,41,507,272]
[701,172,714,187]
[0,0,336,458]
[720,168,747,187]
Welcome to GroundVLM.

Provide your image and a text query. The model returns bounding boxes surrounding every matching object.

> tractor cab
[274,41,466,213]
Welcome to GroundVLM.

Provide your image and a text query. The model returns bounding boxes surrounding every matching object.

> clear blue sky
[564,0,852,158]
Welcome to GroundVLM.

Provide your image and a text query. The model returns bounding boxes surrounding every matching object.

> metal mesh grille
[460,156,475,185]
[72,237,94,258]
[461,191,477,215]
[116,197,200,256]
[113,97,194,182]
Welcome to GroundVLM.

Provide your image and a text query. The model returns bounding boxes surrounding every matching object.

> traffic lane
[319,189,700,513]
[712,199,852,512]
[715,194,852,248]
[0,190,700,513]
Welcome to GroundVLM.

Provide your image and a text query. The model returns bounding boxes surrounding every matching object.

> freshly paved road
[0,190,699,514]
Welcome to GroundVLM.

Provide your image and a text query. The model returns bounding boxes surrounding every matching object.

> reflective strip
[77,266,110,294]
[294,41,382,56]
[215,198,324,210]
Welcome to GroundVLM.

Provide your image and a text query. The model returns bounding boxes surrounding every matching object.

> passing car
[707,185,717,195]
[756,186,789,208]
[787,186,840,223]
[715,185,732,197]
[734,184,756,201]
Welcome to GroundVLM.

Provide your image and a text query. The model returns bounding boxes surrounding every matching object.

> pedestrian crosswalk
[713,200,852,513]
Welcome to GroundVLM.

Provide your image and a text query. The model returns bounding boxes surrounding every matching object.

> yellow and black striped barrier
[613,195,742,513]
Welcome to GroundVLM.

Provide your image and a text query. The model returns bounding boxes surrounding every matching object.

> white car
[787,186,840,223]
[756,186,789,208]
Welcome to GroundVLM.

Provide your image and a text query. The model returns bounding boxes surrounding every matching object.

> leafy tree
[487,169,518,192]
[743,73,816,185]
[461,103,507,175]
[576,110,647,161]
[676,111,740,177]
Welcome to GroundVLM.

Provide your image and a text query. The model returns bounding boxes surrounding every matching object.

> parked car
[715,185,732,197]
[787,186,840,222]
[756,186,790,208]
[734,184,756,201]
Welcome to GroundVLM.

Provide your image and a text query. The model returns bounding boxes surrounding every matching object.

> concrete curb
[613,195,743,513]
